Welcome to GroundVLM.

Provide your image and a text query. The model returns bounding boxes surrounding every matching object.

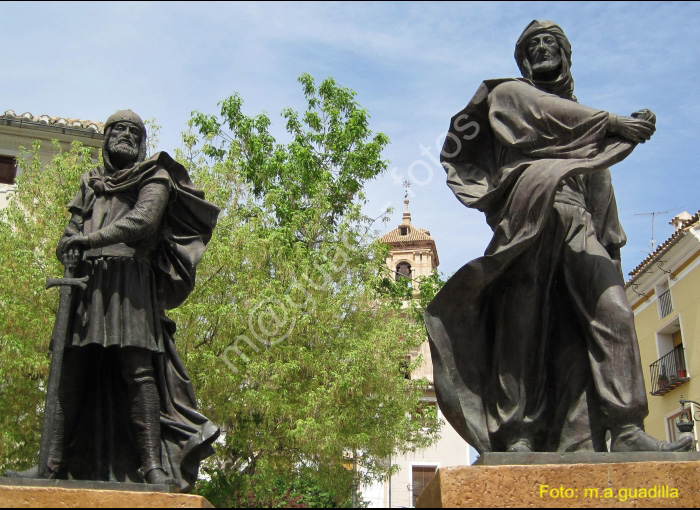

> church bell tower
[380,196,439,294]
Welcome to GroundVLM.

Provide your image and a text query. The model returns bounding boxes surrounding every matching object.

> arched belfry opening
[396,261,412,280]
[395,261,412,286]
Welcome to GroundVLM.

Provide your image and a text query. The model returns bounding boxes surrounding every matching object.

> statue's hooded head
[515,20,576,101]
[103,109,147,172]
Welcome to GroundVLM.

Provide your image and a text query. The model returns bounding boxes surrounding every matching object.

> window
[399,225,408,236]
[411,465,438,506]
[656,319,682,360]
[656,281,672,319]
[400,356,412,380]
[0,155,17,184]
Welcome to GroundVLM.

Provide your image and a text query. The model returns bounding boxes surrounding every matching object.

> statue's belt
[84,244,152,262]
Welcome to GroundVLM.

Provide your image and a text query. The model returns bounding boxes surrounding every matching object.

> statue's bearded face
[107,121,141,165]
[526,33,562,76]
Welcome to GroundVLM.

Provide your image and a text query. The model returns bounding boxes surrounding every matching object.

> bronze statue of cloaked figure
[424,21,692,454]
[11,110,221,490]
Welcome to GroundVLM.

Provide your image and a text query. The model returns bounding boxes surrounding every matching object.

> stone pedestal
[417,453,700,508]
[0,478,213,508]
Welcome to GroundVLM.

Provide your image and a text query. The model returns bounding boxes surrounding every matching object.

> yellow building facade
[625,211,700,448]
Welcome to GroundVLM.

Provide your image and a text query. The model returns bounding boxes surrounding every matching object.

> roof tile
[381,224,434,243]
[2,109,104,133]
[628,210,700,279]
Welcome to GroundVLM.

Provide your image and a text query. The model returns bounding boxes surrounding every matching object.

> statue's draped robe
[58,152,220,490]
[425,79,648,453]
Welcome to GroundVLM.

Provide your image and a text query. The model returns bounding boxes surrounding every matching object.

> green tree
[0,141,95,472]
[179,74,439,505]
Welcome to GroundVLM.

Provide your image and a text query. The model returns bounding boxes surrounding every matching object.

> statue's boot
[126,362,176,486]
[5,465,42,479]
[611,425,693,452]
[144,466,177,485]
[6,418,73,479]
[4,463,65,480]
[506,438,534,452]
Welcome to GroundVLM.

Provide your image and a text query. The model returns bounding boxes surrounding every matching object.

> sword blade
[37,265,82,477]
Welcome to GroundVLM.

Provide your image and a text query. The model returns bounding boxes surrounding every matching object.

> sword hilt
[45,275,89,291]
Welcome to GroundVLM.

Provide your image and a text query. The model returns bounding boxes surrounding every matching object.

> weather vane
[402,180,411,198]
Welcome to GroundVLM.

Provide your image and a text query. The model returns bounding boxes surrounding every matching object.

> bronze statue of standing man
[12,110,221,490]
[425,21,692,454]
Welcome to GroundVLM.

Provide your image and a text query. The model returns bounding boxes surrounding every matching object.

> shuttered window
[0,155,17,184]
[412,465,438,506]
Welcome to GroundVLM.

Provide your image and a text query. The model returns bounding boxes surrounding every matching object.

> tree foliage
[194,462,357,508]
[180,74,438,504]
[190,73,389,230]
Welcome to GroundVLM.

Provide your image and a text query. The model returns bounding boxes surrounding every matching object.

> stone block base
[417,461,700,508]
[1,484,213,508]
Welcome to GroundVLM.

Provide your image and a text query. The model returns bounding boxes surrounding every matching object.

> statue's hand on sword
[56,235,88,270]
[64,247,83,274]
[46,247,88,291]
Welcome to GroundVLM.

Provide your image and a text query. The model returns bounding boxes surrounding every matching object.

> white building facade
[0,110,103,209]
[363,199,477,508]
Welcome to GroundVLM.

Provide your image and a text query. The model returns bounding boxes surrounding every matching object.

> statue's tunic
[65,166,170,352]
[426,79,648,453]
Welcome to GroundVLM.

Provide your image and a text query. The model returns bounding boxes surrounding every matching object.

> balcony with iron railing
[650,344,689,395]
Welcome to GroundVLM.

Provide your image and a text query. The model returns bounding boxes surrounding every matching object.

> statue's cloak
[424,79,636,453]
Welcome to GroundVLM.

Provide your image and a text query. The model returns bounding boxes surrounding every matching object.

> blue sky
[3,1,699,277]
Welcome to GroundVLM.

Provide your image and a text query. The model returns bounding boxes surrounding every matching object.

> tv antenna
[635,210,669,252]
